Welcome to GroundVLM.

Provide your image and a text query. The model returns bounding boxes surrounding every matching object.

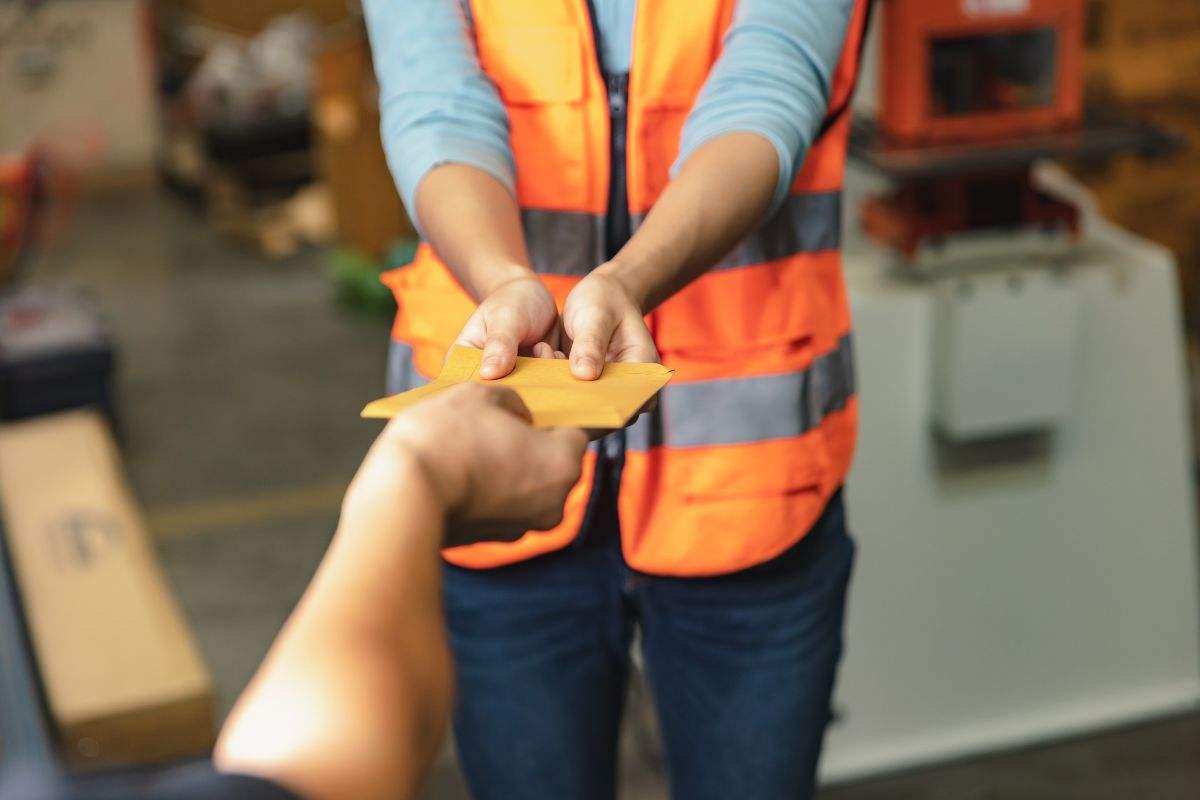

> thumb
[479,385,534,423]
[566,309,617,381]
[479,308,521,380]
[547,426,588,458]
[454,311,487,351]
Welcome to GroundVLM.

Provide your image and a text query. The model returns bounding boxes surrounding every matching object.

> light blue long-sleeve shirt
[363,0,855,220]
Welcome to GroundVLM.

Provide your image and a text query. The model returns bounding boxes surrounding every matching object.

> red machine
[850,0,1162,261]
[880,0,1085,145]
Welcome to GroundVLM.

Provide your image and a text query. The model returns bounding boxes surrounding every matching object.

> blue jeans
[443,477,854,800]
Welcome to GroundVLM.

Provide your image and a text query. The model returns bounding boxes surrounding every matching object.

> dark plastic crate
[0,289,117,426]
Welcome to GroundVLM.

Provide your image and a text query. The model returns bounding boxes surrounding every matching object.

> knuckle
[563,451,584,484]
[536,507,565,531]
[491,385,522,407]
[485,331,517,348]
[574,337,604,356]
[459,382,490,402]
[550,446,583,487]
[487,303,521,324]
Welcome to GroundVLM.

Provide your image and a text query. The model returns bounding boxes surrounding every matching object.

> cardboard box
[1077,2,1200,322]
[1085,0,1200,103]
[0,0,160,171]
[1087,0,1200,49]
[162,0,351,36]
[0,410,214,769]
[1073,104,1200,323]
[1085,38,1200,104]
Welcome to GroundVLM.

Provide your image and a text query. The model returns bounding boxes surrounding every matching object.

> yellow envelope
[361,345,674,428]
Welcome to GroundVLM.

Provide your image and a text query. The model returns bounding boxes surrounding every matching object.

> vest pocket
[622,429,837,575]
[669,429,831,502]
[651,270,821,356]
[476,25,585,105]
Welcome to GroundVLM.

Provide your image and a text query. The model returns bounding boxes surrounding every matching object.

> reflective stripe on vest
[626,334,854,451]
[387,333,854,453]
[385,0,871,575]
[520,191,843,277]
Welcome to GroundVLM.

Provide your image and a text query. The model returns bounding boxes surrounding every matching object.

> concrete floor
[26,188,1200,798]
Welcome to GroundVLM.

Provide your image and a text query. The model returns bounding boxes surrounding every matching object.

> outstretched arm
[563,133,779,377]
[363,0,559,379]
[214,386,587,800]
[562,0,856,379]
[418,165,563,379]
[213,449,452,800]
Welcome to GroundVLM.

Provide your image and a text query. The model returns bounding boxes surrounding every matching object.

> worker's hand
[455,273,560,379]
[352,383,588,545]
[561,269,659,380]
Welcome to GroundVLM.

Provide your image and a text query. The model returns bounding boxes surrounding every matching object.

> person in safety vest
[364,1,870,797]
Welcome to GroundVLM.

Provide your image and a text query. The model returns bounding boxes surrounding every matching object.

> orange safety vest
[383,0,869,577]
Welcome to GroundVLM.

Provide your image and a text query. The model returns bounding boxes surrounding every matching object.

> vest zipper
[575,3,630,547]
[605,72,631,261]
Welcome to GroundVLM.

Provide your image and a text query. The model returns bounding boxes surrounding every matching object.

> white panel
[932,269,1081,440]
[822,167,1200,782]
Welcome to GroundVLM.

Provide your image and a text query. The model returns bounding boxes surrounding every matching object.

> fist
[355,384,588,545]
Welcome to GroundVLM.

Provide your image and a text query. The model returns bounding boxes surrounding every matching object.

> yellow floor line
[146,481,348,539]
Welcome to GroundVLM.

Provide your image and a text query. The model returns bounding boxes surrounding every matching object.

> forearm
[598,132,778,313]
[600,0,855,315]
[215,455,452,800]
[421,164,561,376]
[364,0,518,279]
[415,164,534,300]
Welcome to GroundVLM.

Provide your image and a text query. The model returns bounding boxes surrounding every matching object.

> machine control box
[932,267,1080,440]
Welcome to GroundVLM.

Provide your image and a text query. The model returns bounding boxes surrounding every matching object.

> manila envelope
[361,345,673,429]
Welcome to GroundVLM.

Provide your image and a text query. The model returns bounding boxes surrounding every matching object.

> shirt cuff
[386,135,516,237]
[671,126,796,218]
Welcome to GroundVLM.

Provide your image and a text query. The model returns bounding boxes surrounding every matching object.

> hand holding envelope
[361,345,673,429]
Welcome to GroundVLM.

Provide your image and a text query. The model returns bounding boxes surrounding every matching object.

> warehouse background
[2,0,1200,797]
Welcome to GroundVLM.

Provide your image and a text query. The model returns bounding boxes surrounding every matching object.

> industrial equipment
[823,0,1200,781]
[879,0,1084,146]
